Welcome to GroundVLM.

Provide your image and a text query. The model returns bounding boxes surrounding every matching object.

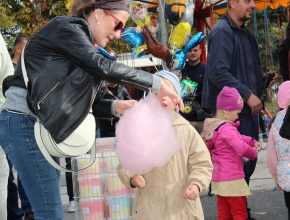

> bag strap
[37,136,97,172]
[21,47,97,172]
[21,47,29,87]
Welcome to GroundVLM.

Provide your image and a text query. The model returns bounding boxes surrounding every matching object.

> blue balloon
[121,28,146,47]
[168,32,205,70]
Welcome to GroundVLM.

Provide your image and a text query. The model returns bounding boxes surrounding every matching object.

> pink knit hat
[278,81,290,109]
[216,86,244,111]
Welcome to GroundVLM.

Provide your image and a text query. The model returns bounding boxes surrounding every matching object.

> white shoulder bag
[21,48,96,172]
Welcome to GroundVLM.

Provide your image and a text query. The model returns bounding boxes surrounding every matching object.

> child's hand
[161,96,175,111]
[130,174,146,188]
[254,142,262,151]
[183,184,200,200]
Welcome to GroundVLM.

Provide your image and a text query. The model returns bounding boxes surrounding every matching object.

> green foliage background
[0,0,289,76]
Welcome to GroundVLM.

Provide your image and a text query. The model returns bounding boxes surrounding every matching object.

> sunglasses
[103,9,124,32]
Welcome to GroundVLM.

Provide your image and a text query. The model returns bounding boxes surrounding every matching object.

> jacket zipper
[37,82,61,110]
[36,68,81,110]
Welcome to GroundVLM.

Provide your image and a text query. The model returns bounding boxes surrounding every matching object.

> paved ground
[61,141,289,220]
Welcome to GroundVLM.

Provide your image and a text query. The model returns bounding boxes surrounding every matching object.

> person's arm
[186,128,213,194]
[278,39,290,81]
[207,28,252,101]
[117,164,134,188]
[181,66,188,80]
[266,128,278,179]
[50,20,161,93]
[240,134,257,147]
[0,34,14,105]
[222,125,258,160]
[57,21,182,110]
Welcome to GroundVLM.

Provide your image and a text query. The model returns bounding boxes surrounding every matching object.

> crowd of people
[0,0,290,219]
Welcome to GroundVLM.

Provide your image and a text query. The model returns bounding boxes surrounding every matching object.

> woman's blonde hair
[70,0,100,18]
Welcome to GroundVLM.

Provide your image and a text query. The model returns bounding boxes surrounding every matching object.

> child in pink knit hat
[201,86,261,219]
[267,81,290,218]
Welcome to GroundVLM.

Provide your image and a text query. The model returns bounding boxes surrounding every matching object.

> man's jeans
[0,111,63,220]
[0,147,9,220]
[7,157,33,220]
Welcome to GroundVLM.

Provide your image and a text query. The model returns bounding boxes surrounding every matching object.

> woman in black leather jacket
[0,0,183,219]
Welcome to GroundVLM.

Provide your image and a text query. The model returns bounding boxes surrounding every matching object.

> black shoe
[248,218,256,220]
[25,212,35,220]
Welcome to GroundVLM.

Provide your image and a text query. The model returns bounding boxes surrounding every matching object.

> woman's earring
[97,21,100,24]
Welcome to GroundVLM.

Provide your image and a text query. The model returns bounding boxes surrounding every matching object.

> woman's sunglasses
[103,9,124,32]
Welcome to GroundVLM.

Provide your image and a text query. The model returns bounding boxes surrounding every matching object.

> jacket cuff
[250,137,257,147]
[240,88,252,102]
[152,75,161,92]
[111,100,121,118]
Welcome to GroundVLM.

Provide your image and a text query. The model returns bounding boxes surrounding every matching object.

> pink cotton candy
[115,94,181,175]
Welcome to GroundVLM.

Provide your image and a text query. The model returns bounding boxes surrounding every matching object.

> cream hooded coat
[118,115,213,220]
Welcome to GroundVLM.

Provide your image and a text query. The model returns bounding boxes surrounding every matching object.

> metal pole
[158,0,169,70]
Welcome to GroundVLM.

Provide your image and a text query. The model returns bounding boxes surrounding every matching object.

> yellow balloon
[169,22,191,50]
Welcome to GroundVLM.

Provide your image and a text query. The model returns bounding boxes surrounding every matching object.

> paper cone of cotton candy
[115,94,181,175]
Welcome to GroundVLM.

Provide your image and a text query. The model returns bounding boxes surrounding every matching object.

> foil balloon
[121,28,146,47]
[94,44,118,60]
[168,32,205,70]
[165,0,187,25]
[120,28,147,58]
[180,0,195,27]
[142,27,172,64]
[129,1,159,34]
[115,94,181,175]
[169,22,191,51]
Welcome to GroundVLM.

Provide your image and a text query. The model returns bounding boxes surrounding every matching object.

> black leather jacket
[11,16,154,143]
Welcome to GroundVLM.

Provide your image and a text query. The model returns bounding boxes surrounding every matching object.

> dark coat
[202,14,263,113]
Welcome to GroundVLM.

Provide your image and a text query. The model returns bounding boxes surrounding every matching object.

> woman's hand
[130,174,146,188]
[157,78,184,112]
[114,100,135,114]
[183,184,200,200]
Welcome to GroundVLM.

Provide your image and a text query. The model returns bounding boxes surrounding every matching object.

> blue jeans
[0,111,63,220]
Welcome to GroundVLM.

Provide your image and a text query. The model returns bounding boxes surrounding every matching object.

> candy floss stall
[72,137,136,220]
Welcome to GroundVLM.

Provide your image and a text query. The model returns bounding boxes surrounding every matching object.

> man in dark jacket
[202,0,265,219]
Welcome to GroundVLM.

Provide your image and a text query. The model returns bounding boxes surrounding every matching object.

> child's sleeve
[240,134,257,147]
[187,128,213,193]
[117,164,134,188]
[223,126,258,160]
[266,128,278,179]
